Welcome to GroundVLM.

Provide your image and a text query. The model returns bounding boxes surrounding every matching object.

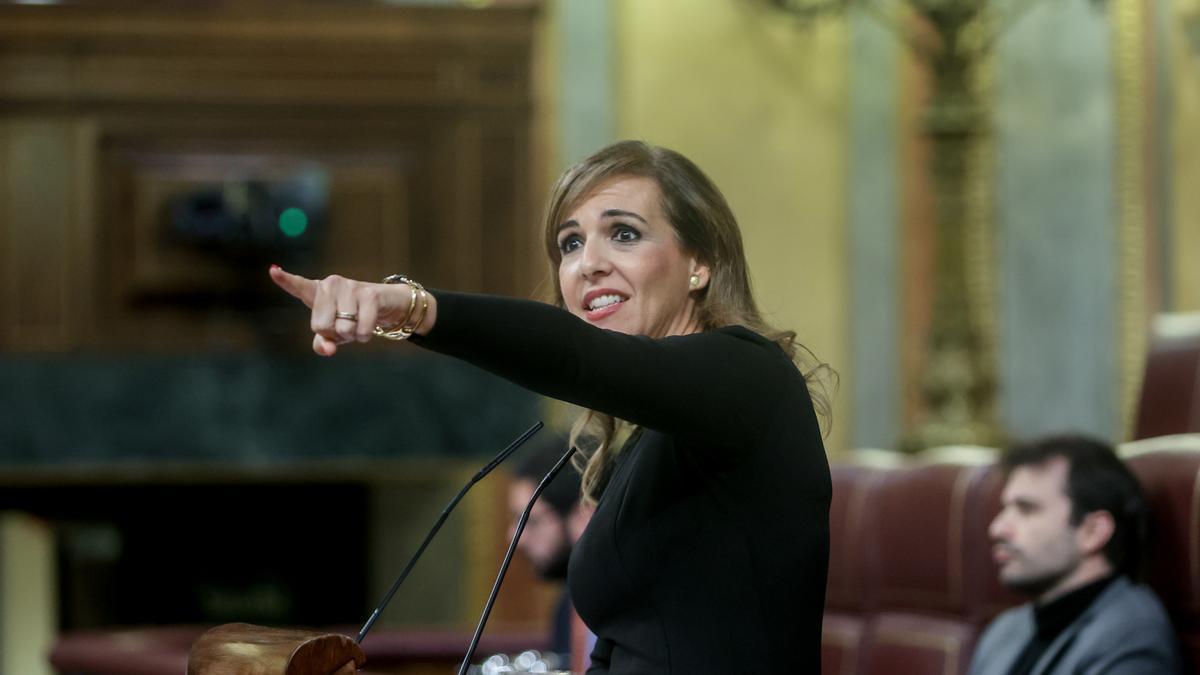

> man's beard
[1002,561,1074,601]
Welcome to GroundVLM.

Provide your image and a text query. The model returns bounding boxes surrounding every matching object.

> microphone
[457,443,578,675]
[356,420,544,644]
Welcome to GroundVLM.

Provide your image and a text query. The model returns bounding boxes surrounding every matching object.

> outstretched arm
[269,268,804,446]
[412,290,798,447]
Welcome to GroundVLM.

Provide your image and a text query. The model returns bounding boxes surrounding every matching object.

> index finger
[269,265,317,308]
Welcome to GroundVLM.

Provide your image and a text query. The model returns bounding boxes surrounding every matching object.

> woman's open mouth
[583,291,628,322]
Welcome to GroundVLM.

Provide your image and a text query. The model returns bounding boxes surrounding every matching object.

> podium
[188,623,365,675]
[184,423,558,675]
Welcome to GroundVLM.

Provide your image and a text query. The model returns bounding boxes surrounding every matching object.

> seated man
[970,435,1181,675]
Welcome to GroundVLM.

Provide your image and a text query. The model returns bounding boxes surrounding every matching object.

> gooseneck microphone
[457,443,578,675]
[356,420,544,644]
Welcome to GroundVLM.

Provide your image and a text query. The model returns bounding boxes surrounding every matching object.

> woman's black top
[415,291,831,674]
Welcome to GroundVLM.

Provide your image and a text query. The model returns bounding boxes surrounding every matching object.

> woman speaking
[271,140,833,674]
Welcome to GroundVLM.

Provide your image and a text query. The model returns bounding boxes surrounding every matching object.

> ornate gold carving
[768,0,1039,450]
[909,25,1000,449]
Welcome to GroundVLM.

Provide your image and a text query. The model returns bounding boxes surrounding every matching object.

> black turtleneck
[1005,574,1118,675]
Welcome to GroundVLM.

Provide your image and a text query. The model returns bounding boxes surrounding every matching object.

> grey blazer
[969,577,1181,675]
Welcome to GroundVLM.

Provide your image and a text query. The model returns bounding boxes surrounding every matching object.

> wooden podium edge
[188,623,365,675]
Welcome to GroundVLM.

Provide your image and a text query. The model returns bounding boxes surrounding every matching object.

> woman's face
[556,176,708,338]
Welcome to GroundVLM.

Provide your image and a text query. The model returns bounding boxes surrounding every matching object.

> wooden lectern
[188,623,366,675]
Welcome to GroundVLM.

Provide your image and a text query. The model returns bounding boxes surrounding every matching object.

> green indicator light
[278,207,308,238]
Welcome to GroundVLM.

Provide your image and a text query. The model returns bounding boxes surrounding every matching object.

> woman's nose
[579,239,611,278]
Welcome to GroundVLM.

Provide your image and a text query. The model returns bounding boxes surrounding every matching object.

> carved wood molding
[0,3,538,110]
[0,3,542,352]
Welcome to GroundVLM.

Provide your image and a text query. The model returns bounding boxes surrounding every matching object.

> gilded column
[1112,0,1148,439]
[905,2,1002,450]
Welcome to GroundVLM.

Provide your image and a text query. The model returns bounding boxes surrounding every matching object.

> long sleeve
[413,291,807,449]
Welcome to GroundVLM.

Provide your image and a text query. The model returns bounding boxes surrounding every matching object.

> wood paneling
[0,5,535,109]
[0,2,540,352]
[0,119,98,351]
[0,1,551,635]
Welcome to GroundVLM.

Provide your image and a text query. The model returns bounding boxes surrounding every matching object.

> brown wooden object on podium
[188,623,365,675]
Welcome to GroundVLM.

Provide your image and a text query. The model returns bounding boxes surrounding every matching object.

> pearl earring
[689,274,700,288]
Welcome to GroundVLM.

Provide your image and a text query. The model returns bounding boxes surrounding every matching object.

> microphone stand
[457,444,577,675]
[188,421,544,675]
[357,421,544,643]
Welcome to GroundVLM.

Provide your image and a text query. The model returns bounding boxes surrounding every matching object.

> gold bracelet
[374,274,427,341]
[402,287,429,335]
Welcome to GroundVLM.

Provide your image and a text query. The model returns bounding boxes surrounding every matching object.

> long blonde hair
[541,141,835,503]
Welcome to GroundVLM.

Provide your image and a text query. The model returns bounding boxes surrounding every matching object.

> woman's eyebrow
[601,209,648,224]
[556,209,648,235]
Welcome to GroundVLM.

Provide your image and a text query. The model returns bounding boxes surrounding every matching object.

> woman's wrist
[374,275,437,340]
[413,288,437,336]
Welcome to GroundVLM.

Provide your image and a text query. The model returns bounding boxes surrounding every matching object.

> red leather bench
[822,439,1200,675]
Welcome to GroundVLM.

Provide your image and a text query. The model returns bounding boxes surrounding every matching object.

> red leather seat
[1134,314,1200,439]
[862,463,997,675]
[824,462,1003,675]
[1127,450,1200,671]
[822,466,880,675]
[824,442,1199,675]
